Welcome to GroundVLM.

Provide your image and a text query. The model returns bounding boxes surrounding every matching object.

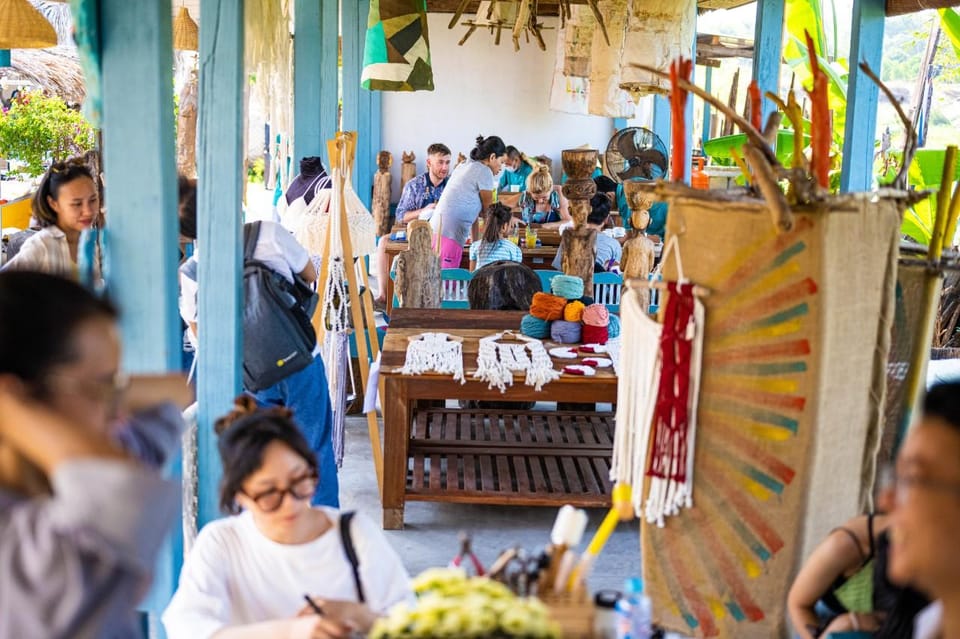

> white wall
[381,14,617,198]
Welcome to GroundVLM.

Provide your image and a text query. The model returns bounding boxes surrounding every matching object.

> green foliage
[0,91,94,177]
[248,157,265,184]
[902,149,960,245]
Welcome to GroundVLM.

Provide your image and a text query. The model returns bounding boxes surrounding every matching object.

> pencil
[303,594,324,616]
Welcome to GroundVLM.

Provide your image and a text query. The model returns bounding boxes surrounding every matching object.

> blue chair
[535,269,563,293]
[592,271,623,313]
[648,272,663,315]
[440,268,473,309]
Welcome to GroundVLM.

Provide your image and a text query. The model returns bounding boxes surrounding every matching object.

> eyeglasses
[242,472,318,512]
[47,372,129,406]
[885,469,960,504]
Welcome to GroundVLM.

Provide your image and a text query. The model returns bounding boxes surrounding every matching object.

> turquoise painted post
[0,50,10,67]
[702,66,713,147]
[100,0,180,632]
[752,0,785,126]
[341,0,381,207]
[652,95,671,159]
[197,0,244,527]
[294,0,338,167]
[841,0,885,192]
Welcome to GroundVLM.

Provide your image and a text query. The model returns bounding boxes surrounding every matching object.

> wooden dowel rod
[625,277,710,297]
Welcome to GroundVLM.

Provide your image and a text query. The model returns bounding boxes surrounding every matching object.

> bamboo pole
[898,145,957,447]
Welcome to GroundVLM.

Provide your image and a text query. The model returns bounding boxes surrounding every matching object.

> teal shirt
[499,162,533,192]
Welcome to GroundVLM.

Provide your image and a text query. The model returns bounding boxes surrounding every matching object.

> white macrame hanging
[398,332,466,384]
[293,169,376,260]
[610,287,662,519]
[473,331,561,393]
[319,165,351,468]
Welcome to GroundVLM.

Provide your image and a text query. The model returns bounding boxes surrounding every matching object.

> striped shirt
[1,226,75,277]
[469,238,522,269]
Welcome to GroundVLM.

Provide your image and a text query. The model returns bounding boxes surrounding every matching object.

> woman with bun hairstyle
[518,164,569,226]
[3,157,101,276]
[163,396,410,639]
[429,134,507,269]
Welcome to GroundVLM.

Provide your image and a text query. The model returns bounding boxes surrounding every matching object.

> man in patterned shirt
[375,142,451,307]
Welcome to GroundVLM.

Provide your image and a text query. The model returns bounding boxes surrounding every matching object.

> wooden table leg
[386,275,395,315]
[382,376,410,529]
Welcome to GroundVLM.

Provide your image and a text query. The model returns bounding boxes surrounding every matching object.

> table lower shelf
[405,407,616,507]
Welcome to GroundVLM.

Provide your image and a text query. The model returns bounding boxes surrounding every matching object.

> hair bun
[214,395,293,435]
[475,135,485,146]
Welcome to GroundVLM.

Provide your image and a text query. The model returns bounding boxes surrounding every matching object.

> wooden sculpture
[559,148,599,287]
[400,151,416,192]
[395,220,441,309]
[619,181,657,312]
[373,151,393,237]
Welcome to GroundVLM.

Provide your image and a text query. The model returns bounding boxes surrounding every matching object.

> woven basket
[173,6,199,51]
[0,0,57,49]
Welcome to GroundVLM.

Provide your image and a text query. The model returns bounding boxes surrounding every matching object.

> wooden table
[379,309,618,529]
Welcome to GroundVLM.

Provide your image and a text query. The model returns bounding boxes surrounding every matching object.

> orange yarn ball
[563,300,585,323]
[530,292,567,321]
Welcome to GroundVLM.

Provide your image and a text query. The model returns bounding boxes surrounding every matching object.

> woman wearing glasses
[163,396,410,639]
[2,157,101,276]
[0,271,184,636]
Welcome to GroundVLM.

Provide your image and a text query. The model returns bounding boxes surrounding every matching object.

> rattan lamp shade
[0,0,57,49]
[173,6,199,51]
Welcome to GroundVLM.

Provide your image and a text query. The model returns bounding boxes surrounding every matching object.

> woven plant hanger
[0,0,57,49]
[173,5,199,51]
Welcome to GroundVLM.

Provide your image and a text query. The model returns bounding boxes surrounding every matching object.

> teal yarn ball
[550,320,582,344]
[607,313,621,338]
[520,314,551,339]
[551,274,585,300]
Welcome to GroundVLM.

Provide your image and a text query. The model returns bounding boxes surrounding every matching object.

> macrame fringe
[398,332,466,383]
[473,331,560,393]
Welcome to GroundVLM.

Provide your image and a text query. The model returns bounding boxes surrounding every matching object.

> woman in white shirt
[163,397,411,639]
[2,157,101,276]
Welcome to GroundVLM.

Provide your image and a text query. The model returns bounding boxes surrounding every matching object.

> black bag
[241,221,318,392]
[339,511,366,603]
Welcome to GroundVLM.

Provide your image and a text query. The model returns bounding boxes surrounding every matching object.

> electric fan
[603,127,669,184]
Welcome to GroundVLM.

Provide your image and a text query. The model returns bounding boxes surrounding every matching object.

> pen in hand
[303,594,324,616]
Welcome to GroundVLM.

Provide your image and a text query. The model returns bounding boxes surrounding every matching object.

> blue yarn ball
[551,274,585,300]
[579,295,595,306]
[550,319,582,344]
[607,313,621,338]
[520,314,551,339]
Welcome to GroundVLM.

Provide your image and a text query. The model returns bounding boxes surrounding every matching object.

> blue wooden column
[294,0,338,167]
[196,0,245,527]
[841,0,885,192]
[752,0,786,125]
[653,94,671,162]
[341,0,382,206]
[0,50,10,67]
[100,0,180,631]
[701,66,713,147]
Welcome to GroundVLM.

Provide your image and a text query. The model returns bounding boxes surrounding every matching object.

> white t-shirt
[429,159,496,245]
[162,508,411,639]
[915,601,943,639]
[179,221,310,348]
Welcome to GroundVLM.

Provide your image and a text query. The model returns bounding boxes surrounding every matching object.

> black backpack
[241,221,318,392]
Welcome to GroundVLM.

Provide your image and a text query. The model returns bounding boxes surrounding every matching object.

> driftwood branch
[743,144,794,233]
[858,60,917,191]
[448,0,470,29]
[629,62,780,169]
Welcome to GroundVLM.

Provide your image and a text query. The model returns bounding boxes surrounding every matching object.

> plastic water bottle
[615,578,652,639]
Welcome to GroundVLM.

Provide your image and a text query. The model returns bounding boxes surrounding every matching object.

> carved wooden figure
[400,151,416,192]
[559,148,599,287]
[373,151,393,237]
[620,181,657,312]
[394,220,441,309]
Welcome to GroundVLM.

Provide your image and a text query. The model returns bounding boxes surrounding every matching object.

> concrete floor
[337,415,643,595]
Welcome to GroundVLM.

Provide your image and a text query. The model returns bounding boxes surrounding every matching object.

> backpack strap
[243,221,262,262]
[339,511,366,603]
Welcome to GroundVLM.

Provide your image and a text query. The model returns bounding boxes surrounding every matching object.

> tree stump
[394,220,441,309]
[400,151,416,192]
[468,261,541,310]
[373,151,392,237]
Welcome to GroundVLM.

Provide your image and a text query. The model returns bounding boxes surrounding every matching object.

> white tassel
[399,332,466,383]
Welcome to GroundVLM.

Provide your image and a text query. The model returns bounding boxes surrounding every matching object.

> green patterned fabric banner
[362,0,434,92]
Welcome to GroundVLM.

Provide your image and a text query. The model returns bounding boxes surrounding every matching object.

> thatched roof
[1,47,84,106]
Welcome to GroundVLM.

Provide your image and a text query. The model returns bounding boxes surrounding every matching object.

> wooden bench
[405,406,616,508]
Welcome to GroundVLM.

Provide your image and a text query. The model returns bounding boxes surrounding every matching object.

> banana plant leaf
[703,130,811,166]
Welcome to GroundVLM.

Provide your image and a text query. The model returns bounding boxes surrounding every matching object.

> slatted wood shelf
[405,407,616,507]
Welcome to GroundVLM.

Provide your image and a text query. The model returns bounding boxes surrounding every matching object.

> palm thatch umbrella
[1,46,84,105]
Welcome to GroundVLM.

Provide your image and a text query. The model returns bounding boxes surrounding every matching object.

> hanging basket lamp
[173,6,199,51]
[0,0,58,49]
